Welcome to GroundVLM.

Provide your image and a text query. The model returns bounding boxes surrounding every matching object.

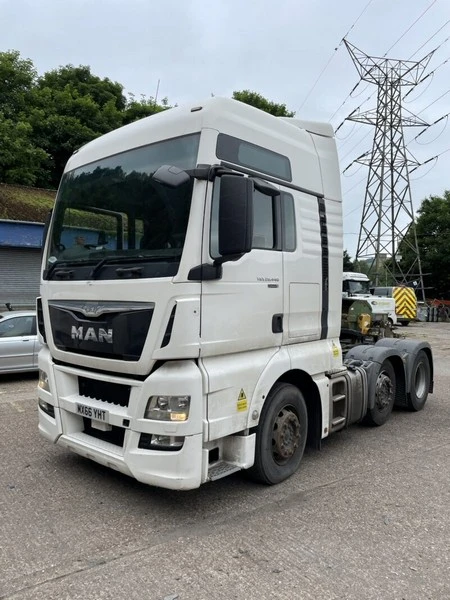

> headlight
[38,370,50,392]
[144,395,190,421]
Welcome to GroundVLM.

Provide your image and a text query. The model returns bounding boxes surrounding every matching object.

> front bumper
[37,347,205,490]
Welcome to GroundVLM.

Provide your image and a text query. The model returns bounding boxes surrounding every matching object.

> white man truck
[37,97,433,490]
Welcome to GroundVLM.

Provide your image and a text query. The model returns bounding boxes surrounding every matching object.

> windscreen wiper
[89,255,182,279]
[44,260,89,280]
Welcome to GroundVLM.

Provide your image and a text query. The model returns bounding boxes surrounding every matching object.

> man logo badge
[71,326,113,343]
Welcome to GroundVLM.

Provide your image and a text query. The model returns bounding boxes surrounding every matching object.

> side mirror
[218,175,253,259]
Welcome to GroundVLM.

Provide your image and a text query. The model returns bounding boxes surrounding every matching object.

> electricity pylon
[344,40,433,301]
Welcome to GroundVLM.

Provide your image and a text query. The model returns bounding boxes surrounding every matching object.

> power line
[298,0,375,113]
[343,198,365,218]
[414,113,449,144]
[339,129,372,163]
[384,0,438,55]
[418,89,450,115]
[408,19,450,59]
[410,146,450,173]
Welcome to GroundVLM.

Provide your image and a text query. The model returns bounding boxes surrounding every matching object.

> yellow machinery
[341,298,393,350]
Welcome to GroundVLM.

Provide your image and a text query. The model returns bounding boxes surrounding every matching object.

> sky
[1,0,449,257]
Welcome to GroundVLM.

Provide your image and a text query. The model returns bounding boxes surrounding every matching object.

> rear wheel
[364,360,396,426]
[407,350,430,411]
[249,382,307,485]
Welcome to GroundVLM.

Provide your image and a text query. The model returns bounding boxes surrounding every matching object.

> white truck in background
[37,98,433,490]
[342,272,397,326]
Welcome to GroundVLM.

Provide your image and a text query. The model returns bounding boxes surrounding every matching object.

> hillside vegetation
[0,183,55,222]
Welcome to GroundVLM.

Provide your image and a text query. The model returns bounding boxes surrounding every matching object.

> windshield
[45,133,200,280]
[344,280,371,295]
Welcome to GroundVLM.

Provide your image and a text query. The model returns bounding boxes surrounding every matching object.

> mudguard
[344,344,406,410]
[345,339,433,410]
[375,338,434,396]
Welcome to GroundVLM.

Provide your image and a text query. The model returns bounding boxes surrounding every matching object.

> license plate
[76,403,109,423]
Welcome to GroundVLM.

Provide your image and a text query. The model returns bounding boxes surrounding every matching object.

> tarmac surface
[1,321,449,600]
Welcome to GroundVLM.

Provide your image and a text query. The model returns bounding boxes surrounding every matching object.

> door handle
[272,314,283,333]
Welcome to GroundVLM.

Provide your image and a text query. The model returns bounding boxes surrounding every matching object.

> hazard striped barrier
[393,287,417,321]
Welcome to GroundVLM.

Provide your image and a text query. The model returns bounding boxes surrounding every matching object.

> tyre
[364,360,396,426]
[400,320,410,327]
[249,382,307,485]
[407,350,430,411]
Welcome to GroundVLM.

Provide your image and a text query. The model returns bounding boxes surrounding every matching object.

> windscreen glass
[346,280,370,294]
[45,134,200,279]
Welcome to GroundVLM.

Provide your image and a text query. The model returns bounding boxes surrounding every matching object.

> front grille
[49,300,154,361]
[83,417,125,447]
[78,376,131,407]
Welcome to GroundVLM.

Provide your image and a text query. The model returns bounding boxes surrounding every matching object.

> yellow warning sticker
[237,389,248,412]
[332,342,340,358]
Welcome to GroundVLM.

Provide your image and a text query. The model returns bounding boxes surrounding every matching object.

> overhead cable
[383,0,438,56]
[408,19,450,59]
[298,0,375,113]
[417,89,450,115]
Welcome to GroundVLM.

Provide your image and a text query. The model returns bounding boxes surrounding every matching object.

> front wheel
[407,350,431,411]
[364,360,396,427]
[249,382,307,485]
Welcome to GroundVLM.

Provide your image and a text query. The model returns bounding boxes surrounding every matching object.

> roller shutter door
[0,248,41,309]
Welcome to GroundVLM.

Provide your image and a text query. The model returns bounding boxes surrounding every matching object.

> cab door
[200,177,283,357]
[199,177,283,440]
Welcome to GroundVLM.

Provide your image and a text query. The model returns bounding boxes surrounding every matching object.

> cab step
[331,416,346,430]
[208,461,241,481]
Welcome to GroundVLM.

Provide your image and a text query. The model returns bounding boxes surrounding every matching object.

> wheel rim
[415,362,427,399]
[375,371,394,411]
[272,406,301,465]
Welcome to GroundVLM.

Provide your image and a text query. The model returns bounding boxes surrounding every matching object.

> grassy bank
[0,183,56,222]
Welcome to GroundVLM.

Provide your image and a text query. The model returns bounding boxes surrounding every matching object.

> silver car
[0,311,41,374]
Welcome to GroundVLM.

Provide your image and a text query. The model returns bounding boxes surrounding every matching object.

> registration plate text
[76,403,109,423]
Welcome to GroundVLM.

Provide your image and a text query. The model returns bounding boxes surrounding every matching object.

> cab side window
[252,189,275,249]
[210,179,276,258]
[281,192,296,252]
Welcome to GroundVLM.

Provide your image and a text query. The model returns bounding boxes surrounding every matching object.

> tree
[29,66,172,187]
[38,65,126,111]
[398,191,450,297]
[0,50,37,119]
[0,114,48,185]
[343,249,354,271]
[0,51,48,184]
[29,65,126,186]
[232,90,295,117]
[123,94,171,125]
